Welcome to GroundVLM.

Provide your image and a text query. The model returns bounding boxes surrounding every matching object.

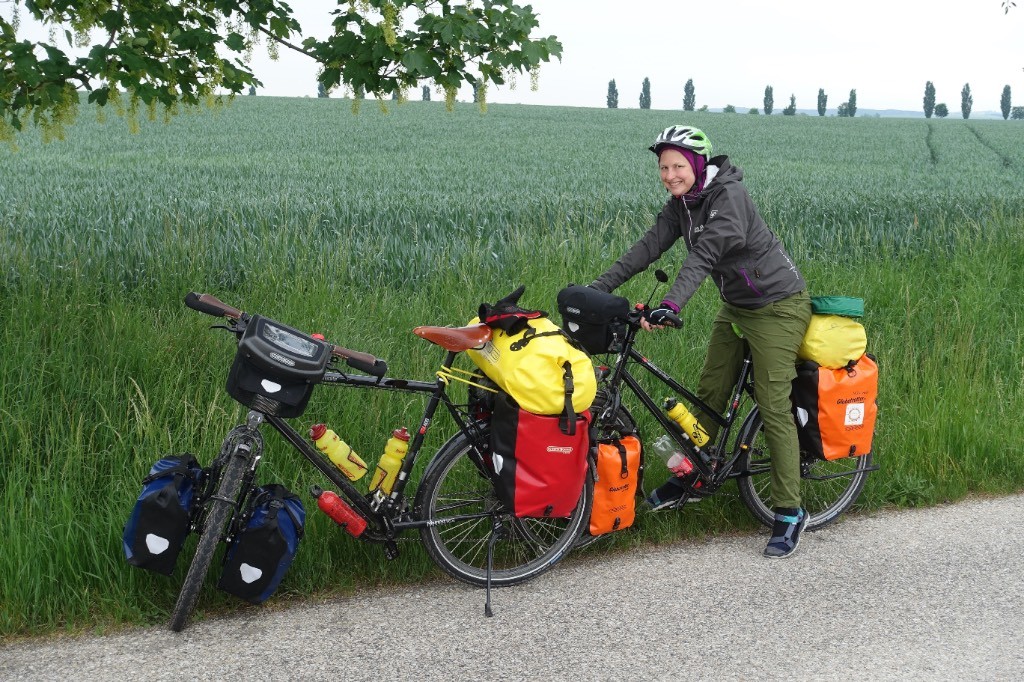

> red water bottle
[311,486,367,538]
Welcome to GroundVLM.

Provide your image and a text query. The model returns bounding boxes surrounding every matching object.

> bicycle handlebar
[185,292,242,319]
[331,345,388,377]
[184,292,389,377]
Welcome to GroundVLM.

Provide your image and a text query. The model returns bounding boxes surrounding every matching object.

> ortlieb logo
[479,341,500,364]
[546,445,574,454]
[609,483,630,493]
[566,306,581,315]
[270,351,296,367]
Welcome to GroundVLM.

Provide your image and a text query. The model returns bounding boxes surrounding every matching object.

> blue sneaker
[644,477,701,511]
[763,507,810,559]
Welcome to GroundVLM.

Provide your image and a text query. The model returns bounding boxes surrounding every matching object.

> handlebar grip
[332,345,388,378]
[663,311,683,328]
[184,292,242,319]
[346,356,389,378]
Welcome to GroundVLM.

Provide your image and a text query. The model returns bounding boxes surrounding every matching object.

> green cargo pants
[696,290,811,509]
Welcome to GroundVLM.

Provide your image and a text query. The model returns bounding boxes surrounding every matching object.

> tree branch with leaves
[0,0,562,143]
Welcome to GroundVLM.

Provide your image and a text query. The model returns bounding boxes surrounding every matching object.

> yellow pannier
[466,315,597,418]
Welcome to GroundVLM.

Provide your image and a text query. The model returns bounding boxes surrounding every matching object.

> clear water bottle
[650,434,695,477]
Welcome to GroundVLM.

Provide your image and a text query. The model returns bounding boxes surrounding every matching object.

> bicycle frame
[246,349,490,559]
[596,316,757,490]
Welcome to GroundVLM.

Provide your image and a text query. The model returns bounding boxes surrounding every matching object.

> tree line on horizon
[604,78,1023,120]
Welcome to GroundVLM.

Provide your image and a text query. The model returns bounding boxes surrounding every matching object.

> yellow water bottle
[310,424,369,482]
[664,399,710,447]
[369,427,411,494]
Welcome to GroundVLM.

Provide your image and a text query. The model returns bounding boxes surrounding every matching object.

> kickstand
[484,518,505,617]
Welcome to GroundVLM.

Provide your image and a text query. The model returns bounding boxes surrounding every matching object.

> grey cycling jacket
[592,156,805,310]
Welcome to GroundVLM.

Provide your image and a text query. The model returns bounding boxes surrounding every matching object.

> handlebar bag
[791,354,878,461]
[557,285,631,355]
[490,392,590,519]
[588,435,642,536]
[226,315,331,418]
[218,484,306,604]
[466,315,597,421]
[123,454,205,575]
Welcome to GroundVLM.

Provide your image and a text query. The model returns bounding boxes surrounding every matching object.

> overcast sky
[12,1,1024,112]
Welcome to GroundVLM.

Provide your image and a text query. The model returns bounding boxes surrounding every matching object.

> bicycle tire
[734,407,872,531]
[415,425,592,587]
[168,447,249,632]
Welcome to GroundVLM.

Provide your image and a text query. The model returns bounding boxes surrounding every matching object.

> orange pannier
[792,354,878,461]
[589,435,642,536]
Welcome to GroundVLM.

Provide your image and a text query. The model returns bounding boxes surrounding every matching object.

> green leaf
[401,47,430,74]
[225,32,245,51]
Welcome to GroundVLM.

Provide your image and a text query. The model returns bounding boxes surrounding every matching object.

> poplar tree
[640,78,652,110]
[763,86,774,115]
[924,81,936,119]
[961,83,973,119]
[817,89,827,116]
[1001,85,1011,120]
[683,79,696,111]
[607,80,619,109]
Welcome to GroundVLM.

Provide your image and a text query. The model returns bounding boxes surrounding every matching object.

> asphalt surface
[3,494,1023,681]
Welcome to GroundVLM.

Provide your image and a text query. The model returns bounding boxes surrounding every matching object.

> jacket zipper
[739,268,764,297]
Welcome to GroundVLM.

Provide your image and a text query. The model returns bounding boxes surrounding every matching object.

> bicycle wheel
[734,408,872,531]
[168,446,249,632]
[416,425,592,587]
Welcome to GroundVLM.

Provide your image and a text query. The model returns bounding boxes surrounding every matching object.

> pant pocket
[759,367,798,413]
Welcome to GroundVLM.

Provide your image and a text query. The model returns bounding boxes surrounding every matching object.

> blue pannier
[217,484,305,604]
[123,454,205,575]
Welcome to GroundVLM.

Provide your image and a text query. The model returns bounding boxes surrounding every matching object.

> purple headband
[657,145,708,203]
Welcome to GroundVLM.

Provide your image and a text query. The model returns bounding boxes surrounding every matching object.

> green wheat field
[2,97,1022,636]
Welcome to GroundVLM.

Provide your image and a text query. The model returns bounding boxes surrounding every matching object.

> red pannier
[792,354,878,461]
[490,392,590,518]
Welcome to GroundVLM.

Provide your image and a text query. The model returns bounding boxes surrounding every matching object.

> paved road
[3,494,1023,681]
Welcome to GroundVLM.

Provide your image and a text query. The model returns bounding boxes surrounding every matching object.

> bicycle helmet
[649,125,713,159]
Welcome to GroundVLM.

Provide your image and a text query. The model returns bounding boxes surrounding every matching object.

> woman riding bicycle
[589,125,812,559]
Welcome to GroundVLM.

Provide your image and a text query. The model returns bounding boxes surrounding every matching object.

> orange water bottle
[664,399,710,447]
[369,427,411,494]
[310,424,369,482]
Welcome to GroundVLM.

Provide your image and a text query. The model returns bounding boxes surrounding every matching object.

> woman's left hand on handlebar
[643,304,682,331]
